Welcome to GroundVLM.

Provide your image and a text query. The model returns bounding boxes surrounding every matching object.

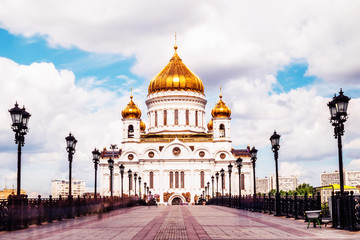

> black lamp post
[211,175,214,199]
[92,148,101,199]
[119,164,125,197]
[328,89,350,195]
[220,168,225,196]
[128,169,132,196]
[108,158,114,198]
[138,176,141,199]
[249,147,257,197]
[228,163,233,198]
[205,186,207,201]
[236,157,243,209]
[215,172,219,199]
[146,186,149,196]
[134,172,138,197]
[207,182,210,200]
[65,133,77,198]
[9,102,31,196]
[144,182,147,200]
[270,131,281,216]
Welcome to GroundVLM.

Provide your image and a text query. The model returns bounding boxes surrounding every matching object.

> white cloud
[0,0,360,192]
[347,159,360,171]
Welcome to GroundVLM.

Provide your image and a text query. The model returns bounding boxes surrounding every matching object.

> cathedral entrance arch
[168,193,186,205]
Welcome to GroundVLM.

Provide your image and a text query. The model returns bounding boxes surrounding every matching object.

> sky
[0,0,360,197]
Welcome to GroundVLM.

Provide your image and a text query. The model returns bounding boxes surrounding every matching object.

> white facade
[256,175,298,194]
[345,171,360,187]
[99,46,254,205]
[320,170,360,187]
[51,179,86,198]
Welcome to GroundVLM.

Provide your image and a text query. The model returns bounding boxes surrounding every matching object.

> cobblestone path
[0,205,359,239]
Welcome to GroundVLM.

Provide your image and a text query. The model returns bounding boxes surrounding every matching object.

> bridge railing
[208,191,360,231]
[0,195,146,231]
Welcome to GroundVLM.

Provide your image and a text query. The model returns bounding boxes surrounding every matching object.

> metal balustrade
[0,195,146,231]
[208,191,360,231]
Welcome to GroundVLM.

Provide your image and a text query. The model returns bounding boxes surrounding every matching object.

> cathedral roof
[148,45,204,94]
[121,95,141,119]
[211,92,231,118]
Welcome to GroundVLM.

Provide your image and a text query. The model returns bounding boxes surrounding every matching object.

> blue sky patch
[274,61,317,93]
[0,28,143,92]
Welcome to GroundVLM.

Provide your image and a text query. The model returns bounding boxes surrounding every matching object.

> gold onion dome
[207,119,213,131]
[148,45,204,94]
[211,93,231,118]
[140,120,146,131]
[121,95,141,119]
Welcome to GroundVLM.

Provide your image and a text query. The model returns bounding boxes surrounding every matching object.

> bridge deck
[1,205,358,239]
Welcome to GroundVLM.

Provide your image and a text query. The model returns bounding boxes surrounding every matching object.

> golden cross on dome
[174,32,178,52]
[219,85,222,99]
[130,86,133,99]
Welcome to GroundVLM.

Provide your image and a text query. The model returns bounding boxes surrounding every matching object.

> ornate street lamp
[211,175,215,199]
[270,131,281,216]
[9,102,31,196]
[144,182,147,200]
[138,176,142,199]
[220,168,225,196]
[328,89,350,195]
[65,132,77,198]
[128,169,132,196]
[134,172,138,197]
[119,164,125,197]
[215,172,219,199]
[249,147,257,197]
[92,148,101,199]
[236,157,243,209]
[207,182,210,200]
[146,186,149,196]
[205,186,208,201]
[228,163,233,199]
[108,158,114,198]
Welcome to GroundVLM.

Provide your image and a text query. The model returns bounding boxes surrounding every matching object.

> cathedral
[99,43,254,205]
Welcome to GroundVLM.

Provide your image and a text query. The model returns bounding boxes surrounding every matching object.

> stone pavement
[1,205,359,239]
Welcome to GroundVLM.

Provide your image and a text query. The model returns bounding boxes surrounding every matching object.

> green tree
[295,183,315,196]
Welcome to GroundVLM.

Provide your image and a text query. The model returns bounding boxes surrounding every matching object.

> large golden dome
[211,93,231,118]
[207,119,213,131]
[121,95,141,119]
[148,45,204,94]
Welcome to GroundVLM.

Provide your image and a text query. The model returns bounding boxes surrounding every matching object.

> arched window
[195,110,198,126]
[219,124,225,137]
[181,171,185,188]
[241,174,245,190]
[200,171,204,188]
[170,171,173,188]
[155,111,158,127]
[186,110,189,125]
[174,109,178,125]
[150,171,154,189]
[128,125,134,138]
[175,171,179,188]
[164,110,167,126]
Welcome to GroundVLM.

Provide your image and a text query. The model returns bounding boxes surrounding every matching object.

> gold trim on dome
[148,45,204,94]
[121,95,142,119]
[140,120,146,131]
[207,119,213,131]
[211,89,231,118]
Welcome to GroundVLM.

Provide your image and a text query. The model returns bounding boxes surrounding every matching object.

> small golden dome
[211,93,231,118]
[207,119,213,131]
[140,120,146,132]
[148,45,204,94]
[121,95,141,119]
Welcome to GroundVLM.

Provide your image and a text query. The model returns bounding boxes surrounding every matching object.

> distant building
[256,175,298,194]
[320,171,340,186]
[51,179,86,198]
[0,188,26,199]
[345,171,360,187]
[320,170,360,187]
[318,184,359,203]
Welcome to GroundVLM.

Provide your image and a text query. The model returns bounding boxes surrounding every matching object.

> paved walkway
[1,205,359,239]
